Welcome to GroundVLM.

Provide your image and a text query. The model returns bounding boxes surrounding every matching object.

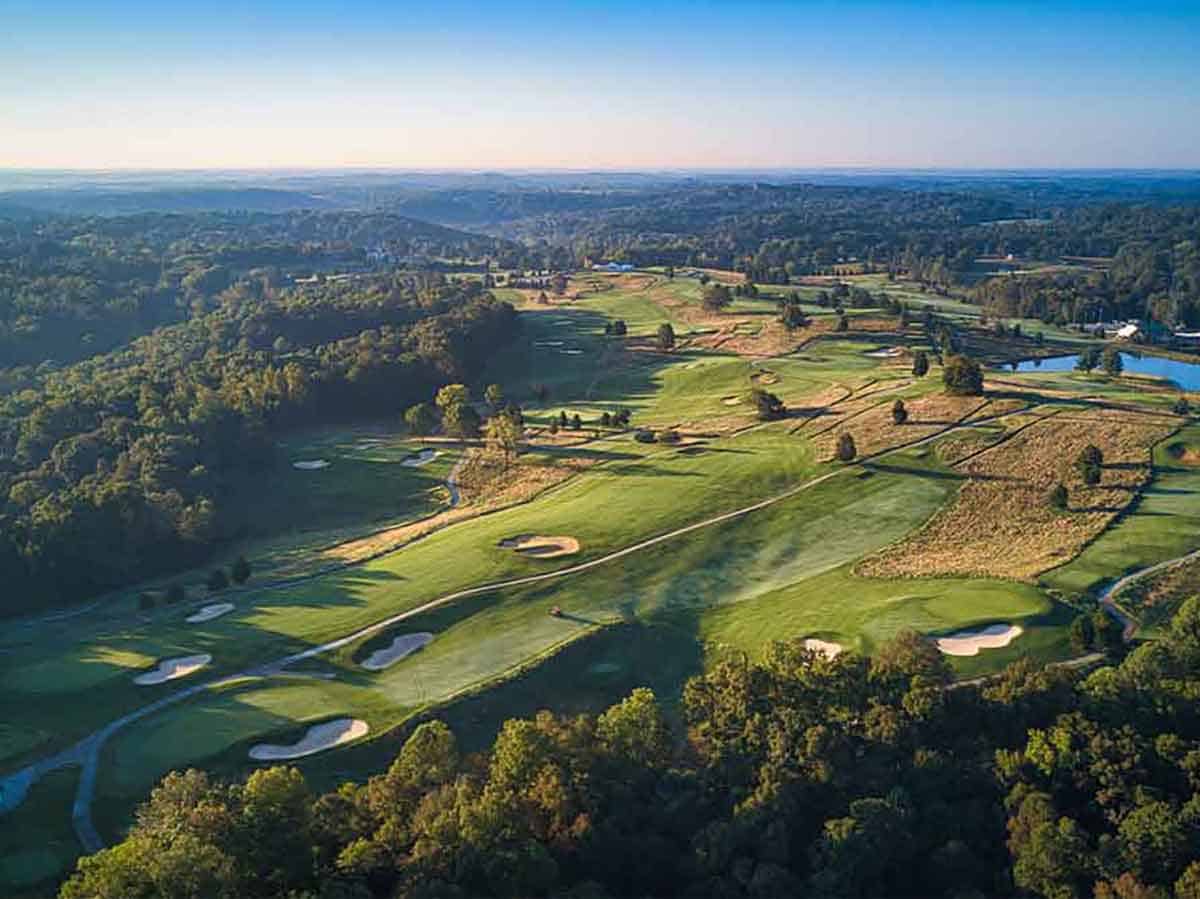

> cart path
[0,398,1122,851]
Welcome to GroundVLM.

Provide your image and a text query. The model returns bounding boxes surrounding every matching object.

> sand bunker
[936,624,1023,656]
[499,534,581,559]
[1168,442,1200,465]
[864,347,904,358]
[401,449,440,467]
[560,348,584,355]
[249,718,369,761]
[804,638,843,659]
[534,340,564,348]
[134,654,212,685]
[722,395,742,406]
[186,603,234,624]
[293,460,330,470]
[361,632,434,671]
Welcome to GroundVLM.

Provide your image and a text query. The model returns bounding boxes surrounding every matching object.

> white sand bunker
[864,347,904,358]
[722,395,742,406]
[134,654,212,685]
[401,449,440,467]
[186,603,234,624]
[249,718,369,761]
[361,632,433,671]
[804,638,843,659]
[499,534,581,559]
[535,340,564,348]
[560,348,584,355]
[293,460,330,470]
[936,624,1023,656]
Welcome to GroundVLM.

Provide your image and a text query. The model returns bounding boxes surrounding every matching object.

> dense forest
[0,210,523,368]
[0,271,519,616]
[57,598,1200,899]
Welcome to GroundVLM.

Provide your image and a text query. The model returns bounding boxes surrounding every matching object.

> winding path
[1097,547,1200,640]
[0,394,1142,853]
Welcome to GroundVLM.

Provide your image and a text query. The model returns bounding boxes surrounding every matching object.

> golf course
[3,268,1199,894]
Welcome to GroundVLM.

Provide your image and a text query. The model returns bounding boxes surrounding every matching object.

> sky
[2,0,1199,170]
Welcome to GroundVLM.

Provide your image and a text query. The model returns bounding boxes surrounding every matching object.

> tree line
[57,597,1200,898]
[0,273,519,617]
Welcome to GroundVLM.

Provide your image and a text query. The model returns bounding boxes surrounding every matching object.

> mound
[936,624,1023,657]
[1167,442,1200,465]
[249,718,369,761]
[133,654,212,685]
[292,460,330,470]
[499,534,581,559]
[804,638,843,659]
[361,632,434,671]
[401,449,440,467]
[186,603,234,624]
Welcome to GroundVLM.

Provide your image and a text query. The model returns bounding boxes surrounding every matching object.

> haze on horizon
[4,0,1200,171]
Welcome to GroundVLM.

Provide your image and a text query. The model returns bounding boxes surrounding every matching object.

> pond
[1009,352,1200,391]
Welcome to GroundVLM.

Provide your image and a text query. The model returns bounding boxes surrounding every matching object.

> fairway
[2,268,1195,895]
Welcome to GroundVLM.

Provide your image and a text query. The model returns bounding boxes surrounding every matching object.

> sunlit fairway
[5,268,1199,893]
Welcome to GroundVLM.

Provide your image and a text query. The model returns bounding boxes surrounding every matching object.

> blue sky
[2,0,1198,169]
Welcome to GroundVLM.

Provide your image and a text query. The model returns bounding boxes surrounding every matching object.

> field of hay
[859,406,1177,580]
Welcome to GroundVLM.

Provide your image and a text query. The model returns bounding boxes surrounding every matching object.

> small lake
[1009,352,1200,391]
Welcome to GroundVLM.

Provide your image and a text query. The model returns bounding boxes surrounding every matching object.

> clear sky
[3,0,1199,170]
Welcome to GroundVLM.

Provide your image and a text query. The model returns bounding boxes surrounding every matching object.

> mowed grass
[1042,424,1200,598]
[89,444,1056,837]
[0,767,81,896]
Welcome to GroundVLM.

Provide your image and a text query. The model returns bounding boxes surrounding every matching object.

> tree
[701,283,732,312]
[943,354,984,396]
[571,414,582,430]
[484,383,504,410]
[1070,614,1096,653]
[207,569,229,592]
[836,433,857,462]
[442,402,481,439]
[1102,345,1125,377]
[403,402,437,436]
[1078,445,1104,486]
[835,314,849,332]
[1049,483,1069,510]
[912,351,930,378]
[751,388,786,421]
[435,383,470,412]
[1174,396,1191,416]
[892,399,908,425]
[485,415,521,457]
[231,556,251,585]
[1076,346,1101,372]
[656,322,675,350]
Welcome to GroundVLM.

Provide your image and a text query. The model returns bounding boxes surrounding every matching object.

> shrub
[231,556,251,585]
[892,399,908,425]
[634,430,656,444]
[656,323,675,350]
[943,354,984,396]
[912,351,930,378]
[836,433,857,462]
[751,388,786,421]
[1048,483,1069,510]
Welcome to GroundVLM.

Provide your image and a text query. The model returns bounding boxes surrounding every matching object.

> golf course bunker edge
[249,718,369,761]
[133,654,213,685]
[935,624,1023,657]
[498,534,581,559]
[361,632,434,671]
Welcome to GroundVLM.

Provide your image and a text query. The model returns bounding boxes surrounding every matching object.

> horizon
[5,0,1200,169]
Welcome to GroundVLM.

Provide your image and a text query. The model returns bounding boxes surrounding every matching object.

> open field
[4,268,1199,895]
